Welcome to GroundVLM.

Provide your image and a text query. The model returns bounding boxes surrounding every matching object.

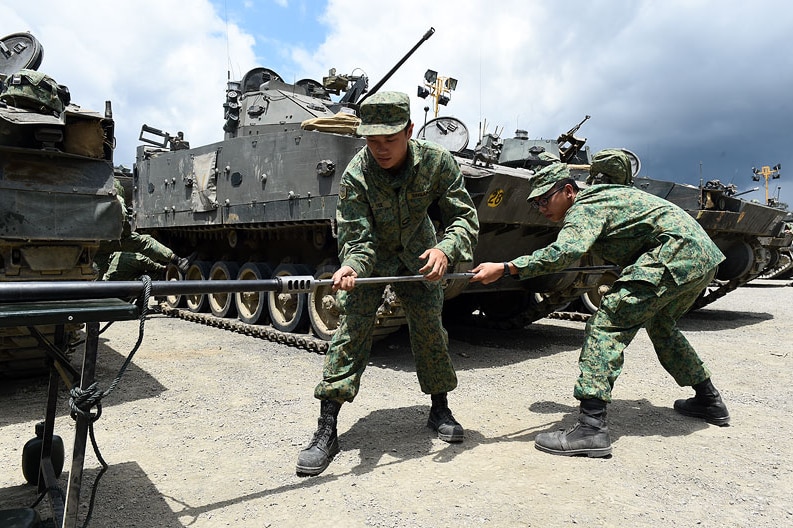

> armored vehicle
[0,32,122,376]
[132,29,617,349]
[448,124,788,316]
[633,177,787,308]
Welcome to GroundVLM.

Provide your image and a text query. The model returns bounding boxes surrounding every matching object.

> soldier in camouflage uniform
[95,178,194,280]
[102,251,167,281]
[296,92,479,476]
[470,162,730,458]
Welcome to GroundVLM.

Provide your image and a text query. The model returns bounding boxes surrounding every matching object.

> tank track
[759,249,793,280]
[157,303,330,353]
[689,239,769,311]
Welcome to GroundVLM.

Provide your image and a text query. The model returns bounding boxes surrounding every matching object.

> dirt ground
[1,280,792,527]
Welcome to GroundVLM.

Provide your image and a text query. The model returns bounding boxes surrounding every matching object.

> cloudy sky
[3,0,792,207]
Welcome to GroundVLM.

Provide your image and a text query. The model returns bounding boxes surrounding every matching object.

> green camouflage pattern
[0,69,66,115]
[356,91,411,136]
[512,186,724,286]
[509,185,726,402]
[102,251,167,281]
[315,279,455,401]
[587,149,634,186]
[95,232,175,279]
[576,268,715,402]
[315,138,479,401]
[95,178,176,278]
[527,162,571,200]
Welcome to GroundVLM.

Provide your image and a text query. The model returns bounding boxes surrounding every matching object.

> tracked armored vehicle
[132,30,617,348]
[633,177,788,308]
[0,32,122,376]
[443,122,788,317]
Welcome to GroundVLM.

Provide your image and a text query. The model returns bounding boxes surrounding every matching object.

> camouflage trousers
[314,278,457,402]
[95,232,175,278]
[574,267,717,402]
[102,251,167,281]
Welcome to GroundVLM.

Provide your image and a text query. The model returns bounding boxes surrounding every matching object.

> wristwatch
[502,262,511,278]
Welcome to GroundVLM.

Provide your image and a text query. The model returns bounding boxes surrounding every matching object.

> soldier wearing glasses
[470,158,730,458]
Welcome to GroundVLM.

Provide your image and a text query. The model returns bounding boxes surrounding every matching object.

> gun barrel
[358,27,435,104]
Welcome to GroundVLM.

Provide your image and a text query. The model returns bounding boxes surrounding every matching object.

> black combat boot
[296,399,342,476]
[427,393,464,443]
[673,378,730,426]
[534,398,612,458]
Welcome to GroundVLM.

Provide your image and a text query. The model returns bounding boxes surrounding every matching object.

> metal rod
[0,266,619,304]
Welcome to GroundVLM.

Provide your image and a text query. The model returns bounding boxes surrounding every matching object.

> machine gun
[557,114,590,163]
[138,124,190,151]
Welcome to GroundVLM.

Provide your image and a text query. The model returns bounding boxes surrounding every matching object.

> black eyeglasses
[530,186,563,209]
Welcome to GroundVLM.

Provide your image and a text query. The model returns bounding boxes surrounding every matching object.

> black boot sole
[534,443,612,458]
[673,405,731,426]
[295,443,340,477]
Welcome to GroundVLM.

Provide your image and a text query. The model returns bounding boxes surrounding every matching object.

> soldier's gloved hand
[332,265,358,292]
[418,248,448,281]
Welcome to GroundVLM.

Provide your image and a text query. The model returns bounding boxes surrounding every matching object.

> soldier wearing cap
[470,162,730,458]
[296,91,479,476]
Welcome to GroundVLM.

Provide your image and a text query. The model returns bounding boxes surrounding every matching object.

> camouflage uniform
[94,178,177,279]
[103,251,167,281]
[515,171,725,402]
[314,139,479,402]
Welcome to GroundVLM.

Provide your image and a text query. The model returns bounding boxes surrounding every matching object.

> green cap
[587,149,633,186]
[527,163,571,201]
[357,91,410,136]
[537,151,561,163]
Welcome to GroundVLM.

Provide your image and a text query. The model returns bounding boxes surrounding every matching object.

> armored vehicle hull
[132,43,615,347]
[633,177,788,308]
[0,32,121,377]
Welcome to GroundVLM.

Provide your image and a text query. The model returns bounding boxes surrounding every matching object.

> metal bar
[0,266,620,303]
[63,321,99,528]
[41,332,65,525]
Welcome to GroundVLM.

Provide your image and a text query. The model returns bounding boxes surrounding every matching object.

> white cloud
[4,0,793,205]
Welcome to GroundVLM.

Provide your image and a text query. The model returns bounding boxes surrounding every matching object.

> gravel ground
[1,280,792,527]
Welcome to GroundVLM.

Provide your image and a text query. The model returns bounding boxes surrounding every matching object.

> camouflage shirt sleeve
[336,149,377,277]
[510,186,725,284]
[509,207,602,279]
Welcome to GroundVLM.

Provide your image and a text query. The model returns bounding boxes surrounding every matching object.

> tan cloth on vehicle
[301,111,361,135]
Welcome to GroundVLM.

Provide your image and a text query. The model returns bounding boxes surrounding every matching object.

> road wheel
[208,261,240,318]
[162,263,185,308]
[308,265,339,341]
[235,262,272,324]
[267,263,310,333]
[185,261,212,313]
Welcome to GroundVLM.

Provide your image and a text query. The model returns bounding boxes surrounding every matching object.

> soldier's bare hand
[418,248,448,281]
[469,262,504,285]
[332,265,358,291]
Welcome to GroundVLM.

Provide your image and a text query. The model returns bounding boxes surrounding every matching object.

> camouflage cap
[537,151,561,163]
[356,91,410,136]
[587,149,633,186]
[527,163,571,201]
